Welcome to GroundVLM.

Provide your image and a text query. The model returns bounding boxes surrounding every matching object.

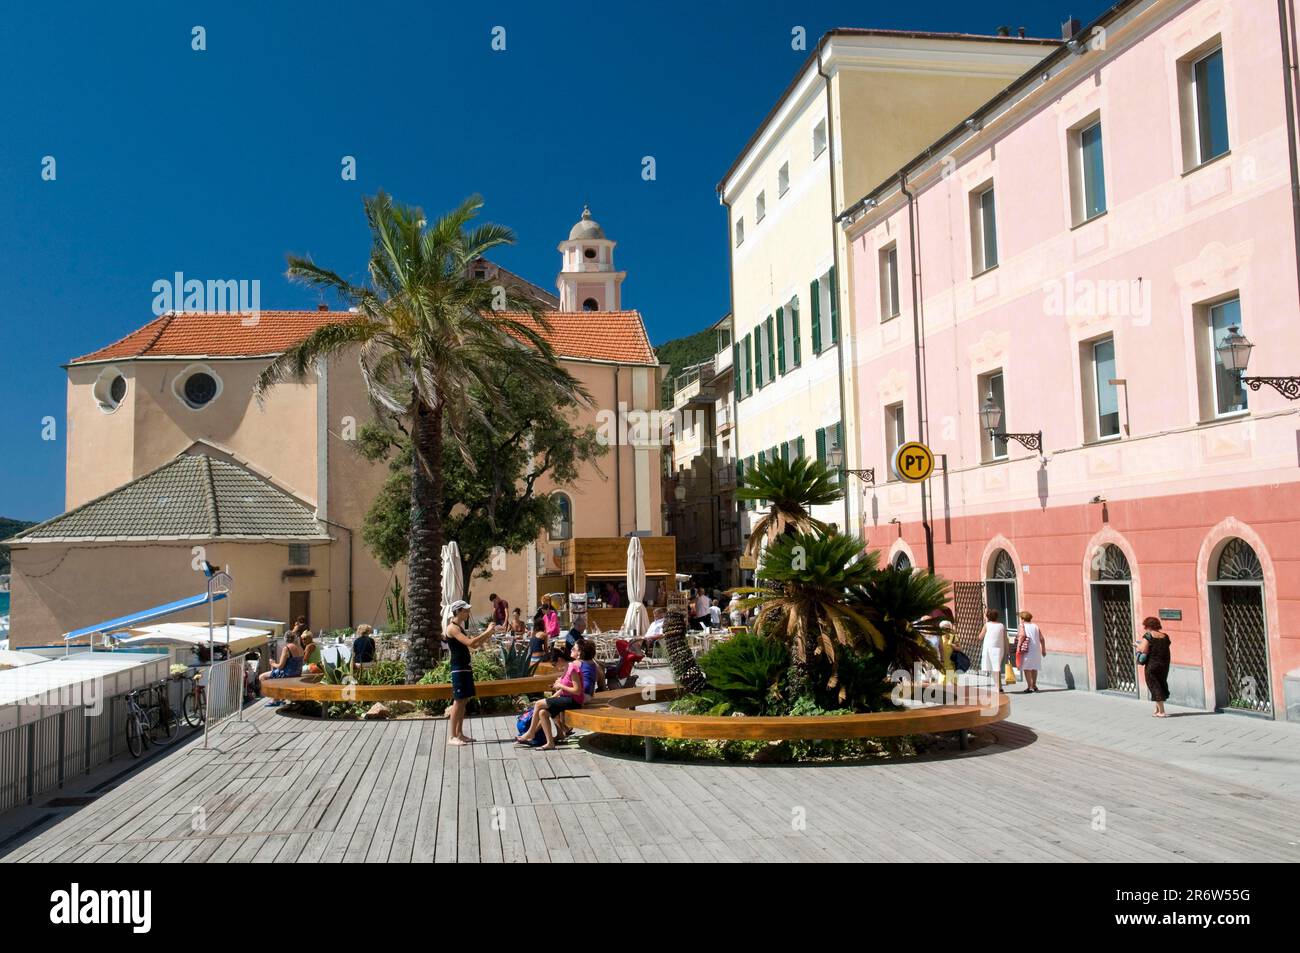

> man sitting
[351,624,376,669]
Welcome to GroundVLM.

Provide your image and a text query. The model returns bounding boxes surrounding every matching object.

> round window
[183,372,218,408]
[93,366,129,413]
[584,247,597,260]
[109,375,127,404]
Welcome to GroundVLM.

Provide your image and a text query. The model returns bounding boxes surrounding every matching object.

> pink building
[841,0,1300,719]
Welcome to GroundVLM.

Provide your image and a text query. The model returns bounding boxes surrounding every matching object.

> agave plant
[734,456,843,557]
[847,566,951,673]
[498,639,537,679]
[731,532,883,696]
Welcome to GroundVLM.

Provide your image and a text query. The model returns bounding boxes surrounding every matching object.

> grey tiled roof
[12,453,327,542]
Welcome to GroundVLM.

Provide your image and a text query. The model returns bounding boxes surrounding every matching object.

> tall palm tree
[734,456,842,557]
[731,532,882,696]
[256,192,587,680]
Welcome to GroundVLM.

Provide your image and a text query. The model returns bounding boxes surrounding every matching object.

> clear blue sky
[0,0,1104,521]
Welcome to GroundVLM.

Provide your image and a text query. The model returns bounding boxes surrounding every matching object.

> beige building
[718,28,1059,539]
[7,209,663,646]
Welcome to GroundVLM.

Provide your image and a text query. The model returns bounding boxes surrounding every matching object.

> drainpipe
[720,192,739,584]
[817,43,853,535]
[901,173,935,573]
[614,365,622,536]
[1278,0,1300,312]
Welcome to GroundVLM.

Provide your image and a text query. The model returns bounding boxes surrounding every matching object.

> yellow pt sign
[893,441,935,483]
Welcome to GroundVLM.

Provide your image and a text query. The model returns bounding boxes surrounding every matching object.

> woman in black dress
[1138,616,1171,718]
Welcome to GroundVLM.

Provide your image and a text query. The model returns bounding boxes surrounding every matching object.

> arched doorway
[892,551,912,572]
[1208,538,1271,715]
[1089,544,1137,695]
[985,549,1019,636]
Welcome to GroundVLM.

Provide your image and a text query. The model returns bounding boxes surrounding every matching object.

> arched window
[92,365,128,413]
[172,364,223,410]
[1215,537,1262,580]
[1092,543,1131,581]
[582,297,599,311]
[550,493,573,539]
[985,548,1019,631]
[892,551,912,572]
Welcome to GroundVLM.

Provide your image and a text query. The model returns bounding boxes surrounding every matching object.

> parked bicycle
[181,671,206,728]
[124,683,180,757]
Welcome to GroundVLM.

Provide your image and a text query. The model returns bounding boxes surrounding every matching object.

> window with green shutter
[815,427,826,465]
[744,334,753,396]
[733,343,741,400]
[776,307,786,375]
[790,297,802,367]
[759,315,769,382]
[780,442,790,463]
[810,278,822,354]
[754,327,764,389]
[797,436,806,458]
[829,266,839,345]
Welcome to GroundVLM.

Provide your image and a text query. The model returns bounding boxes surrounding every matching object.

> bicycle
[182,671,206,728]
[124,683,180,757]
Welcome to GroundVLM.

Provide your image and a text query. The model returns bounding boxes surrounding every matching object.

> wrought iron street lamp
[827,443,874,486]
[1217,325,1300,399]
[979,394,1042,453]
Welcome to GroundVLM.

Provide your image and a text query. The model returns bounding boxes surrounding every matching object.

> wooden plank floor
[3,699,1299,863]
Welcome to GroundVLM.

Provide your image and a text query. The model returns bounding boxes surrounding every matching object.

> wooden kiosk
[541,536,677,633]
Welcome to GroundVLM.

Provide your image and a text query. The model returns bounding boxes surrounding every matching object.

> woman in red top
[515,642,585,750]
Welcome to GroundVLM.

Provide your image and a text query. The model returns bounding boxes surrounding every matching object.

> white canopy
[441,541,464,627]
[622,536,649,637]
[109,622,273,655]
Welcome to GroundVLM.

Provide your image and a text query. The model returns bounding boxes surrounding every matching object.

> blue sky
[0,1,1104,520]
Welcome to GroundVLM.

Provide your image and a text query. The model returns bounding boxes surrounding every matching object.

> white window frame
[812,119,827,159]
[755,190,766,223]
[735,217,745,247]
[1208,297,1248,419]
[879,243,900,320]
[1092,337,1122,441]
[884,402,905,479]
[970,184,998,275]
[778,162,790,197]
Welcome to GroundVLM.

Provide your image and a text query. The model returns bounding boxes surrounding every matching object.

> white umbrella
[441,541,464,629]
[622,536,649,638]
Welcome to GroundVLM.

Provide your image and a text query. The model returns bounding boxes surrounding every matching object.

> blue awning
[62,591,228,641]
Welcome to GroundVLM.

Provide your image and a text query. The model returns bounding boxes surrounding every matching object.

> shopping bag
[1004,661,1017,685]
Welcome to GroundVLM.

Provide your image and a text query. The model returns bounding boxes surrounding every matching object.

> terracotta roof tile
[72,309,658,367]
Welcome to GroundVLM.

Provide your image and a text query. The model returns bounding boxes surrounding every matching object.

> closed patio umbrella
[441,541,464,628]
[622,536,649,638]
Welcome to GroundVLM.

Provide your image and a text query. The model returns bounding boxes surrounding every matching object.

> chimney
[996,25,1011,37]
[1062,16,1081,40]
[1018,26,1026,38]
[317,303,329,312]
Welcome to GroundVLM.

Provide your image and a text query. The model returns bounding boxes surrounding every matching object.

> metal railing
[202,657,246,746]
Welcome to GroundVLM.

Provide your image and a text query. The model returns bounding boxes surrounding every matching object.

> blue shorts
[450,669,476,700]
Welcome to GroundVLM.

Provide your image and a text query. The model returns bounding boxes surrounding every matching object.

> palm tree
[662,604,706,694]
[734,456,842,557]
[256,192,587,680]
[847,567,950,673]
[731,532,882,697]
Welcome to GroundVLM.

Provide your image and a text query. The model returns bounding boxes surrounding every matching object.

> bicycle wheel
[182,690,204,727]
[155,703,180,744]
[126,714,146,758]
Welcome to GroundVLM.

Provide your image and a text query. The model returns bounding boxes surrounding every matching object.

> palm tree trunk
[405,399,445,681]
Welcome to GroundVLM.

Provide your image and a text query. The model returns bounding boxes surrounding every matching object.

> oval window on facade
[93,365,129,413]
[174,365,223,410]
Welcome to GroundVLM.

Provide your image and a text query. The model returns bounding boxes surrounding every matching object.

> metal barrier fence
[202,657,245,746]
[0,689,163,815]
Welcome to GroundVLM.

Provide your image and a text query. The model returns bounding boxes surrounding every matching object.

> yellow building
[7,209,663,646]
[718,28,1058,538]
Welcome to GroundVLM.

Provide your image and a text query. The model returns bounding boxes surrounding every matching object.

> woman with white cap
[444,600,499,745]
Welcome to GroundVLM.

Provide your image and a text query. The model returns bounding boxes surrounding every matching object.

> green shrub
[359,660,407,686]
[695,631,790,716]
[415,650,512,716]
[809,648,895,714]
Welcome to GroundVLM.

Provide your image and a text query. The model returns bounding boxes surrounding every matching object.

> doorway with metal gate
[1208,538,1272,716]
[1089,544,1137,695]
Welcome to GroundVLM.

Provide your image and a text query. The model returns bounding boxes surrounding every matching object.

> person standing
[978,608,1007,692]
[1138,616,1172,717]
[444,601,499,746]
[693,588,712,630]
[1017,611,1046,693]
[490,592,509,627]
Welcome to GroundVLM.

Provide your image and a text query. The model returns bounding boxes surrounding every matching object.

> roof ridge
[200,455,220,536]
[138,312,175,356]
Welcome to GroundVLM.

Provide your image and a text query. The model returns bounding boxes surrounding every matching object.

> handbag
[1136,649,1148,665]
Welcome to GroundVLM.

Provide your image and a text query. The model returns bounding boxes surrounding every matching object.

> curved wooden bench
[566,683,1010,759]
[260,672,557,704]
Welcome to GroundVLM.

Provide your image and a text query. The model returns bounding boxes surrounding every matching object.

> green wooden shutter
[829,266,840,344]
[781,442,790,463]
[755,326,764,389]
[797,436,806,458]
[732,343,741,400]
[815,427,826,465]
[759,315,769,382]
[776,307,786,375]
[791,299,802,367]
[810,279,822,354]
[736,458,744,487]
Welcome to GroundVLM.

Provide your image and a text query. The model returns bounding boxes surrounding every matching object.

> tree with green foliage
[353,379,605,598]
[255,193,588,681]
[734,456,842,557]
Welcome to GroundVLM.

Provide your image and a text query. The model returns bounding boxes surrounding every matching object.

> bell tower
[557,205,625,311]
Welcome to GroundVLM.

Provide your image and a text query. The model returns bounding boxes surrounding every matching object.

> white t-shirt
[709,605,722,627]
[645,618,665,639]
[695,594,711,617]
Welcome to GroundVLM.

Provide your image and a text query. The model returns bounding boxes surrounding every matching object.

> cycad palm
[847,567,951,673]
[256,192,587,680]
[734,456,842,557]
[731,532,882,694]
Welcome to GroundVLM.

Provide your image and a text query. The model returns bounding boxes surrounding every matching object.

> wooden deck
[2,698,1299,863]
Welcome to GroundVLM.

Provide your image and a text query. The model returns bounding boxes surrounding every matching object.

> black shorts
[544,694,580,714]
[450,669,476,700]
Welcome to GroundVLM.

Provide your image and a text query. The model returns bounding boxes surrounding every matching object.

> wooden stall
[556,536,677,633]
